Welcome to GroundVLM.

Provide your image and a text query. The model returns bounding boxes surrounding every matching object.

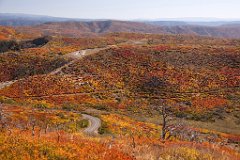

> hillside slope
[16,21,165,37]
[15,21,240,38]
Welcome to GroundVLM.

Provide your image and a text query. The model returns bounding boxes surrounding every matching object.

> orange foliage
[192,97,227,111]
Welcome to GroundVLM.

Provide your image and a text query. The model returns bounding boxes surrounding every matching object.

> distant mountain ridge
[1,13,240,27]
[16,21,165,37]
[0,13,93,26]
[145,21,240,27]
[14,20,240,39]
[1,13,240,38]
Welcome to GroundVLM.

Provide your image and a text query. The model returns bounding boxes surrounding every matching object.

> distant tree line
[0,40,19,53]
[0,36,50,53]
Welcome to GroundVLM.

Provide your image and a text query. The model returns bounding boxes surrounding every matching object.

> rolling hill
[1,13,240,38]
[16,21,165,37]
[14,20,240,38]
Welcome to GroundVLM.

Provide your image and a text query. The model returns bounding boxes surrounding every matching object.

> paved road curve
[0,80,17,90]
[49,50,87,75]
[82,114,101,135]
[0,47,106,89]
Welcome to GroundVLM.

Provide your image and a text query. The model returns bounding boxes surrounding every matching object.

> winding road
[0,46,109,89]
[0,47,105,135]
[82,114,101,135]
[0,80,17,90]
[49,48,103,75]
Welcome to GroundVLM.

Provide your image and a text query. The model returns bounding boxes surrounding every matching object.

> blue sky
[0,0,239,19]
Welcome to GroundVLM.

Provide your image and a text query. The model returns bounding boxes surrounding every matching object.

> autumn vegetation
[0,25,239,159]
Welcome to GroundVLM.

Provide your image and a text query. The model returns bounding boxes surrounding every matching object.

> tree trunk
[44,124,48,134]
[32,125,35,137]
[131,135,136,148]
[57,132,60,143]
[38,128,41,138]
[162,126,166,140]
[162,113,167,140]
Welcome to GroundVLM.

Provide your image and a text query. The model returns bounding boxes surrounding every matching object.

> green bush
[186,112,215,122]
[56,113,66,119]
[93,104,109,111]
[98,121,109,135]
[76,119,89,129]
[62,103,78,111]
[33,103,49,109]
[0,96,16,104]
[175,112,187,118]
[85,103,109,111]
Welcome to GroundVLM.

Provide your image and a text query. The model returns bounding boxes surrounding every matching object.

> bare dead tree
[0,103,5,131]
[130,131,136,149]
[29,109,37,137]
[0,103,10,132]
[30,118,36,136]
[151,99,201,142]
[55,123,65,143]
[150,99,175,140]
[40,111,50,135]
[159,104,170,140]
[44,119,50,134]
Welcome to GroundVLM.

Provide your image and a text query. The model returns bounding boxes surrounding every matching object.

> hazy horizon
[0,0,240,20]
[1,13,240,22]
